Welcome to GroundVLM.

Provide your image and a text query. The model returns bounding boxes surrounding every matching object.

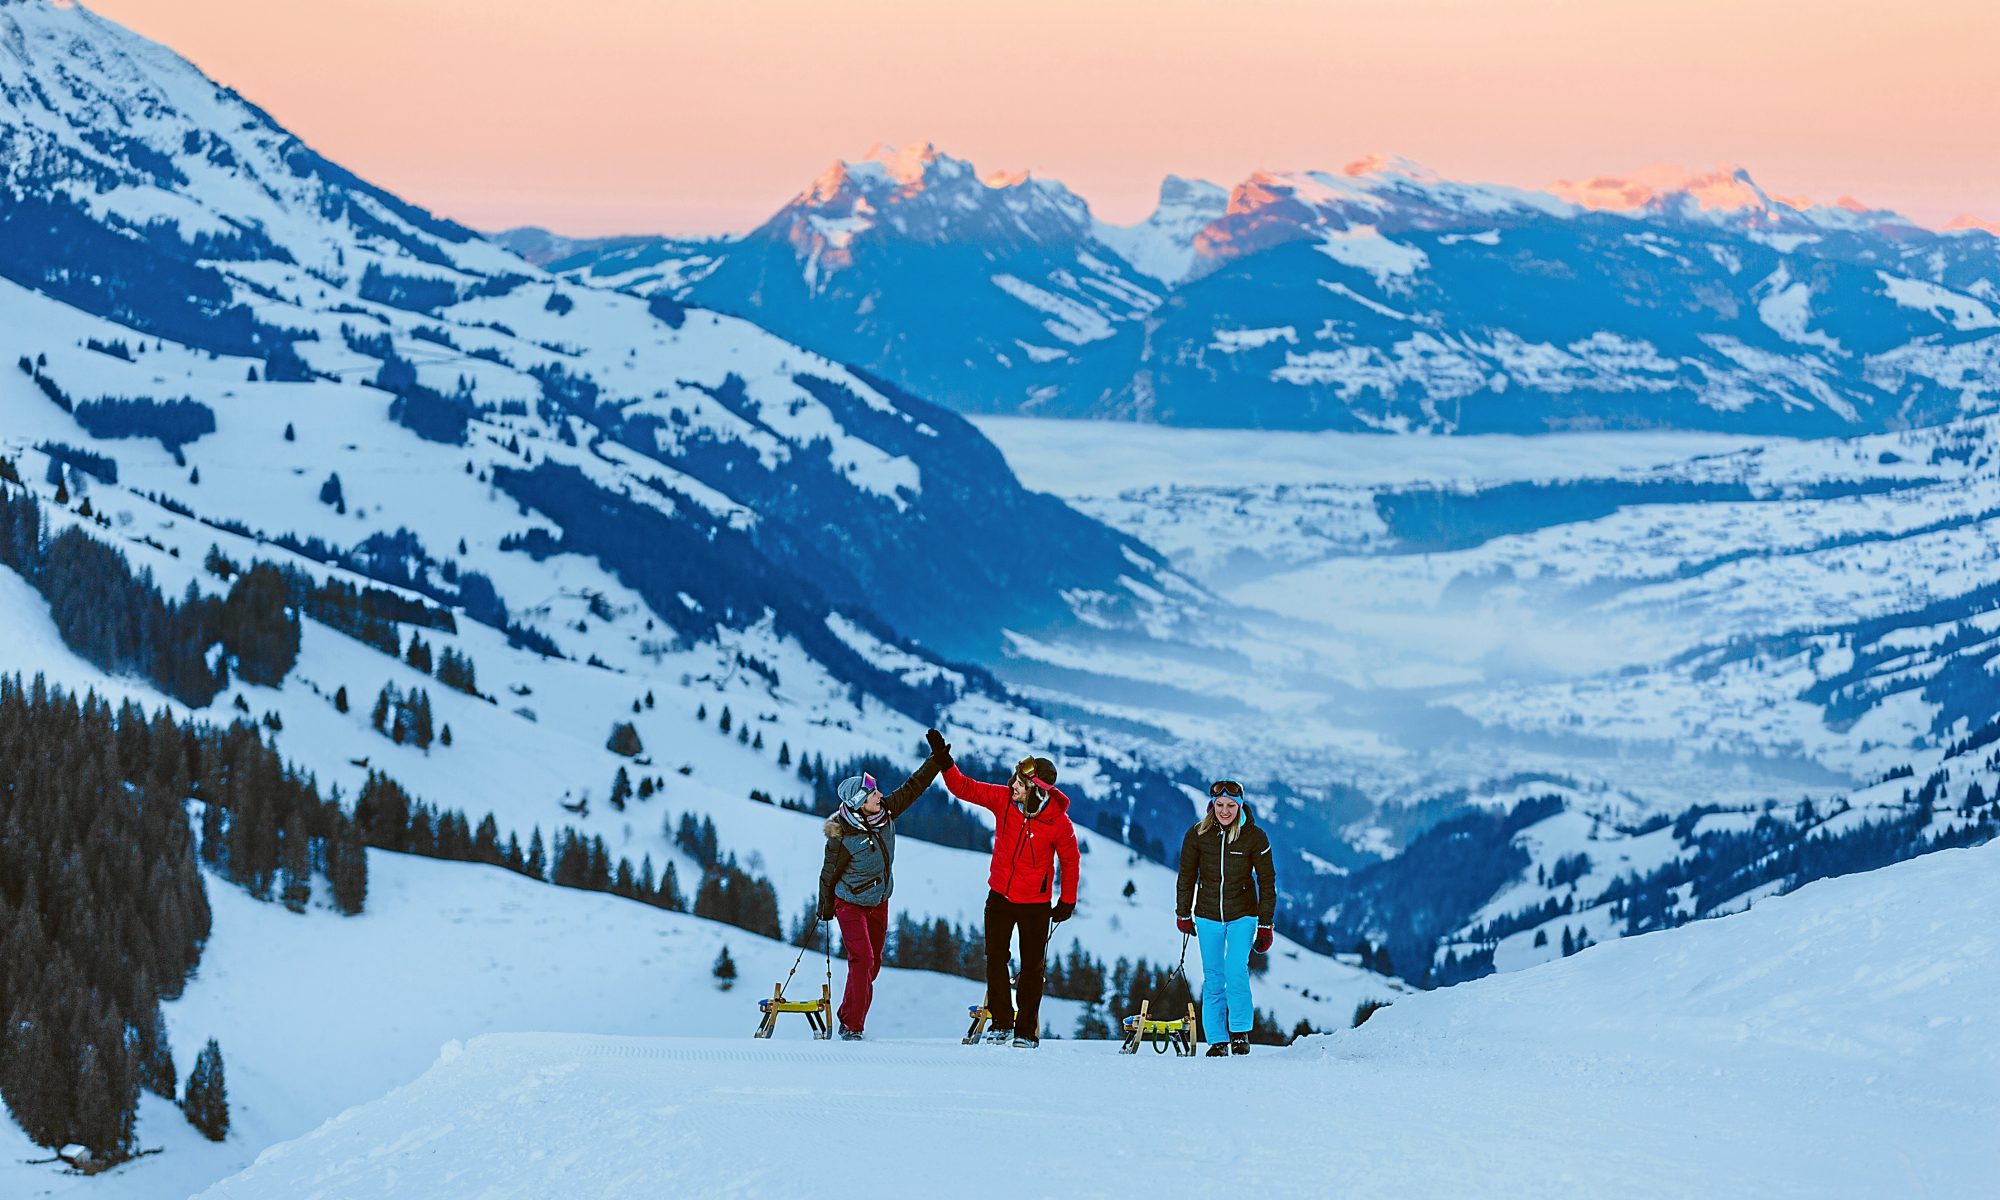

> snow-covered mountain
[530,142,1166,414]
[0,3,1196,668]
[191,841,2000,1199]
[1091,173,1228,285]
[546,149,2000,434]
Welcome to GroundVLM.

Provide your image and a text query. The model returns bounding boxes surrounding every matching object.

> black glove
[925,727,951,763]
[817,901,835,923]
[1050,900,1074,923]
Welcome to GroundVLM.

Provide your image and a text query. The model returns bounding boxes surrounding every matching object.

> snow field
[193,843,2000,1199]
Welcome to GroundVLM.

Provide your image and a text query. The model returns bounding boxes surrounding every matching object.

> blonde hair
[1197,804,1243,843]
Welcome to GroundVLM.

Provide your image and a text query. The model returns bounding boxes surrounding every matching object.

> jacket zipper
[1218,827,1225,922]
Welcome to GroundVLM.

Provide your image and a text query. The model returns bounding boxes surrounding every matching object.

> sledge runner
[817,735,949,1039]
[931,729,1080,1049]
[1174,780,1276,1056]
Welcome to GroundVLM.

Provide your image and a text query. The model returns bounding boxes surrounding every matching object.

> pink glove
[1253,926,1274,953]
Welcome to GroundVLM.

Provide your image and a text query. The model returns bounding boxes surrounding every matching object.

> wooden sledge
[754,979,832,1040]
[1118,999,1199,1056]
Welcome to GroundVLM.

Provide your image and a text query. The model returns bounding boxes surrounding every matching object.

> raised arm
[1174,825,1200,918]
[942,764,1010,815]
[885,755,944,819]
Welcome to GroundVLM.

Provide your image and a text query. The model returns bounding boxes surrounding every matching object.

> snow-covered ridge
[547,140,2000,433]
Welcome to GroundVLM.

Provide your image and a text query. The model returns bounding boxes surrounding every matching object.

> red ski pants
[833,897,889,1032]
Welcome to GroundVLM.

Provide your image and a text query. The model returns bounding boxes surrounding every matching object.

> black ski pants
[983,890,1052,1037]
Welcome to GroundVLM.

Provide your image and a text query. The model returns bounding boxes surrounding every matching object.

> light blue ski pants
[1194,914,1257,1043]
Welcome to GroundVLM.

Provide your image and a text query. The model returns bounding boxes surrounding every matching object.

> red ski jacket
[943,765,1080,905]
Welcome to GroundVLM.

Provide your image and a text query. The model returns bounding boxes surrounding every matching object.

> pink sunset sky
[89,0,1998,237]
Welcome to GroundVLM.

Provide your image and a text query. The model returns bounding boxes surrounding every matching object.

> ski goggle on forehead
[1013,758,1052,792]
[860,773,879,794]
[1209,780,1243,799]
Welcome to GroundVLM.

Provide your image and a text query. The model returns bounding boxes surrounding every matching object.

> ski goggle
[1209,780,1243,799]
[860,773,879,795]
[1013,758,1052,792]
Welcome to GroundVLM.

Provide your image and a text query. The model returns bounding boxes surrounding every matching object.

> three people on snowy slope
[930,728,1080,1049]
[1175,780,1277,1057]
[817,740,949,1039]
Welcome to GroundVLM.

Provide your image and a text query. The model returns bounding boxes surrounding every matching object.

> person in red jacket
[929,729,1079,1049]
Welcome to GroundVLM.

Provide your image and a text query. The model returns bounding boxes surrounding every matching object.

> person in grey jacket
[817,733,949,1039]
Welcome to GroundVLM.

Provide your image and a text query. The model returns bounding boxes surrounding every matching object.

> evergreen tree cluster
[36,440,116,484]
[0,479,299,706]
[194,719,367,916]
[72,397,216,452]
[369,683,437,749]
[349,774,687,912]
[276,566,457,659]
[692,861,781,939]
[0,677,207,1161]
[434,645,480,696]
[674,812,722,868]
[0,675,354,1161]
[18,354,76,414]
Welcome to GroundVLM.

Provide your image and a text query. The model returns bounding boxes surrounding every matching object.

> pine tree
[778,742,791,767]
[610,767,632,811]
[405,634,433,675]
[655,858,686,910]
[334,685,349,713]
[718,706,732,733]
[713,946,737,990]
[283,422,295,441]
[526,828,546,880]
[135,1007,177,1100]
[440,723,452,747]
[183,1039,229,1141]
[696,703,706,722]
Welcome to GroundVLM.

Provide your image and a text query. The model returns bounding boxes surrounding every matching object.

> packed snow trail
[197,845,1999,1199]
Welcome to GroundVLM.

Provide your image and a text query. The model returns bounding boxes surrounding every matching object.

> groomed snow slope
[196,843,1999,1199]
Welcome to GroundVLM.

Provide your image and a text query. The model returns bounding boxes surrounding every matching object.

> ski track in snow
[191,843,2000,1199]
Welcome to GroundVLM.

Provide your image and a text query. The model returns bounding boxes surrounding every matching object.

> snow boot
[984,1028,1014,1046]
[838,1023,864,1041]
[1205,1042,1232,1058]
[1011,1035,1040,1049]
[1230,1034,1250,1056]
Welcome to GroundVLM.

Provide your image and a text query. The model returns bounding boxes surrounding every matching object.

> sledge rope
[1119,933,1198,1056]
